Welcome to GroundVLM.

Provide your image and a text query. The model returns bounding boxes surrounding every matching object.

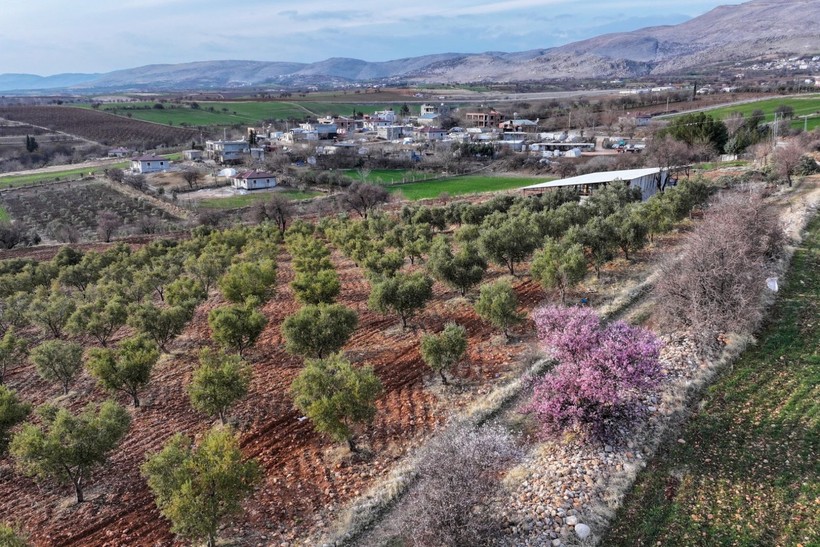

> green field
[604,214,820,546]
[0,155,177,189]
[196,189,321,209]
[0,206,9,221]
[699,94,820,131]
[342,169,413,184]
[385,175,549,201]
[0,167,97,189]
[82,101,416,127]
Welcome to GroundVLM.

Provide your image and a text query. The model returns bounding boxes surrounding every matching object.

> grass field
[82,101,416,127]
[342,169,414,184]
[0,167,97,189]
[700,94,820,131]
[604,214,820,547]
[0,206,9,221]
[0,155,175,189]
[196,190,321,209]
[385,174,548,201]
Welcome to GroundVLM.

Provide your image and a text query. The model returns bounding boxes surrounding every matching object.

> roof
[522,167,662,191]
[419,113,440,119]
[236,171,275,179]
[133,155,165,162]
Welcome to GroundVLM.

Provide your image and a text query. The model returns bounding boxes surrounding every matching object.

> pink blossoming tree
[526,305,663,442]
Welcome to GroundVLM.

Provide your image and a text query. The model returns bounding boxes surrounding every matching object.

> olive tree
[218,259,277,304]
[10,400,130,503]
[142,426,260,547]
[208,303,267,356]
[281,303,358,359]
[368,272,434,328]
[66,295,128,347]
[128,302,193,352]
[420,323,468,385]
[188,348,251,425]
[86,336,159,407]
[291,353,382,452]
[30,340,84,395]
[0,385,30,453]
[478,213,540,276]
[0,328,28,384]
[474,279,523,339]
[426,237,486,296]
[531,238,587,303]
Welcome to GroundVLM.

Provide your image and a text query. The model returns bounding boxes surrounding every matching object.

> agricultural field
[386,174,550,201]
[697,94,820,130]
[605,214,820,547]
[83,101,417,127]
[0,106,199,147]
[0,213,549,546]
[193,189,323,209]
[344,169,549,201]
[0,181,184,241]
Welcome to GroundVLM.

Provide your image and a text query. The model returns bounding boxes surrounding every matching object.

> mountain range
[1,0,817,93]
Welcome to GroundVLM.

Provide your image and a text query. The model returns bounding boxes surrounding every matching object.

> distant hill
[1,0,817,93]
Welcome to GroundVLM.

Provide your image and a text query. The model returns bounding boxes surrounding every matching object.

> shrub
[526,305,663,441]
[654,193,785,354]
[218,259,277,304]
[392,425,521,546]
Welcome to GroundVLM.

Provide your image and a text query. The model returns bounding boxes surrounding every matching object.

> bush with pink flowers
[526,305,663,441]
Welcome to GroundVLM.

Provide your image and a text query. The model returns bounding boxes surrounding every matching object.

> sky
[1,0,742,76]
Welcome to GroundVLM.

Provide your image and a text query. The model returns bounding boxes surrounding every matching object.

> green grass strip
[604,214,820,546]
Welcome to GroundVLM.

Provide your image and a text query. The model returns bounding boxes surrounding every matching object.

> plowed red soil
[0,240,547,546]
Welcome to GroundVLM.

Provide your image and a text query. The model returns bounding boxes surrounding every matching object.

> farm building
[131,155,169,174]
[183,149,203,161]
[232,170,277,190]
[108,146,130,158]
[522,167,670,201]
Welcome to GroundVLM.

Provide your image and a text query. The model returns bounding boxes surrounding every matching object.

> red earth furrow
[2,229,557,545]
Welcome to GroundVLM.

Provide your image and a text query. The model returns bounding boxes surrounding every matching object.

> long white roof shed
[522,167,666,201]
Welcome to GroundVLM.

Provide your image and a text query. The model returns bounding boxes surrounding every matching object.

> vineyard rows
[0,106,199,148]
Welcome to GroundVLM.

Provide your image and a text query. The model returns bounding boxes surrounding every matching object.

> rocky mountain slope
[1,0,816,92]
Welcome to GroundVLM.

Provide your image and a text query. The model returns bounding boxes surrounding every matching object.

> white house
[232,170,277,190]
[414,126,447,141]
[131,155,168,174]
[205,140,248,164]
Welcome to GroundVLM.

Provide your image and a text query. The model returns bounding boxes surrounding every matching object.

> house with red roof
[232,170,277,190]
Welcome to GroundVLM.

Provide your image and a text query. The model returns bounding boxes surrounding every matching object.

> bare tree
[250,193,293,234]
[104,167,125,183]
[338,182,390,219]
[388,425,521,546]
[122,173,147,191]
[771,142,805,186]
[181,168,203,190]
[654,192,784,355]
[644,134,693,191]
[96,211,122,243]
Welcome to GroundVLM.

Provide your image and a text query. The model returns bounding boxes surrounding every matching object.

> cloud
[0,0,737,74]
